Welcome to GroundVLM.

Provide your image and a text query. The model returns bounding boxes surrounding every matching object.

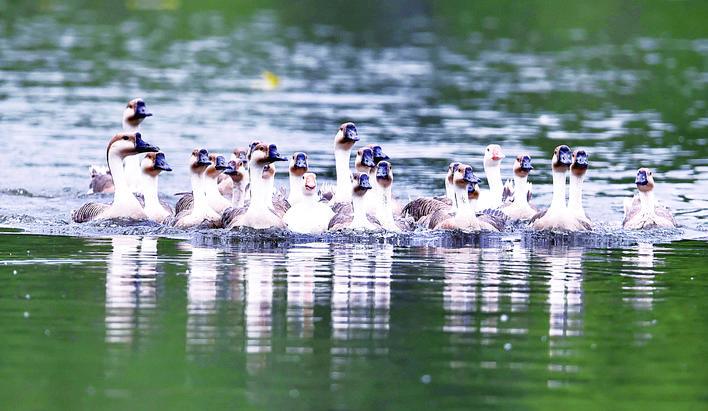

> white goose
[284,172,335,234]
[140,152,173,223]
[623,168,677,229]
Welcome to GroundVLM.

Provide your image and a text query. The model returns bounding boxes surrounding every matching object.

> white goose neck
[568,173,585,210]
[513,175,529,206]
[108,150,132,204]
[191,171,209,211]
[231,181,246,208]
[639,190,656,214]
[334,148,352,202]
[485,163,503,198]
[550,171,567,211]
[142,174,162,209]
[454,186,475,220]
[351,194,369,227]
[288,173,304,205]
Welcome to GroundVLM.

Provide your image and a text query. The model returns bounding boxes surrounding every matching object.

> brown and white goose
[623,168,677,229]
[173,149,222,229]
[328,173,381,231]
[287,152,309,206]
[140,152,173,223]
[329,122,359,205]
[401,162,458,222]
[72,132,159,222]
[500,154,536,221]
[568,149,592,227]
[122,98,153,194]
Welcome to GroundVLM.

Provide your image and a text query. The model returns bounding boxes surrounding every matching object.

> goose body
[173,149,222,229]
[284,173,335,234]
[500,154,537,221]
[329,173,381,231]
[203,154,231,214]
[402,162,458,222]
[72,132,159,223]
[476,144,505,211]
[623,168,676,229]
[140,152,173,223]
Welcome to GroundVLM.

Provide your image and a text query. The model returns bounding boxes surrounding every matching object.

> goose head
[108,132,159,159]
[206,154,228,179]
[262,162,277,181]
[334,122,359,150]
[302,172,318,197]
[123,98,152,128]
[513,154,534,178]
[571,150,589,177]
[552,145,572,172]
[446,162,461,185]
[289,152,309,177]
[231,147,248,164]
[189,148,211,174]
[483,144,505,168]
[368,144,390,164]
[375,160,393,189]
[141,152,172,177]
[352,172,372,197]
[635,168,655,193]
[453,164,480,188]
[355,147,376,172]
[247,140,262,161]
[223,160,248,183]
[249,143,287,167]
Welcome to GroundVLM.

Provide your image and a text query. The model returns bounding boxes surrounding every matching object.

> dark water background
[1,1,707,409]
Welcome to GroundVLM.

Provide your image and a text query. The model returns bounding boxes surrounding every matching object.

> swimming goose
[140,152,173,223]
[476,144,505,211]
[218,148,249,197]
[173,149,222,229]
[330,122,360,204]
[500,154,536,221]
[328,173,381,231]
[227,143,287,229]
[284,173,335,234]
[122,98,153,194]
[401,162,458,222]
[203,154,231,214]
[568,150,591,226]
[429,165,500,231]
[88,165,114,194]
[623,168,677,229]
[368,144,390,165]
[223,159,249,209]
[372,161,409,232]
[354,147,377,212]
[72,132,159,223]
[530,145,590,231]
[287,152,309,206]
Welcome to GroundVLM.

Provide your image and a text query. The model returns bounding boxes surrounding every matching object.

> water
[1,1,707,409]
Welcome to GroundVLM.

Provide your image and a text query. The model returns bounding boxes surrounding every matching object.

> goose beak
[214,155,227,170]
[343,123,359,142]
[491,147,505,161]
[293,152,308,169]
[197,149,211,166]
[362,149,375,167]
[304,174,317,191]
[573,150,589,169]
[359,174,372,190]
[153,152,172,171]
[267,144,288,162]
[520,155,533,171]
[467,183,479,194]
[558,145,572,166]
[239,151,248,163]
[635,170,648,186]
[134,132,159,153]
[376,161,390,179]
[463,167,480,184]
[371,145,390,163]
[134,100,152,118]
[223,160,238,175]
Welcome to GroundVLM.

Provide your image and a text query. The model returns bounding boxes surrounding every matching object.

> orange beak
[304,174,317,191]
[491,147,505,161]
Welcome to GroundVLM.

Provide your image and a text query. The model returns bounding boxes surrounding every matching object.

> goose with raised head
[72,132,159,222]
[173,149,222,228]
[223,159,249,209]
[372,161,410,232]
[500,154,536,221]
[140,152,173,223]
[227,143,287,229]
[203,153,231,214]
[568,149,591,227]
[328,122,360,204]
[476,144,505,211]
[328,173,381,231]
[284,173,335,234]
[122,98,153,194]
[218,147,249,196]
[623,168,676,229]
[530,145,590,231]
[287,152,309,206]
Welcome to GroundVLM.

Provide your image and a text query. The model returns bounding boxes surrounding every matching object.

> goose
[223,159,249,209]
[88,165,114,194]
[227,143,287,230]
[476,144,505,211]
[568,149,591,227]
[499,154,536,221]
[354,147,377,212]
[372,161,410,232]
[623,168,677,229]
[140,152,173,223]
[122,98,153,194]
[328,173,381,231]
[203,153,231,214]
[287,152,309,206]
[368,144,390,164]
[173,149,222,229]
[401,162,458,222]
[218,147,249,197]
[72,132,159,223]
[530,145,590,231]
[329,122,359,204]
[428,164,501,231]
[284,172,335,234]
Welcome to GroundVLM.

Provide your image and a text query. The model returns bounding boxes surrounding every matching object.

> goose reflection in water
[621,243,660,311]
[182,244,222,356]
[105,236,158,346]
[286,244,329,349]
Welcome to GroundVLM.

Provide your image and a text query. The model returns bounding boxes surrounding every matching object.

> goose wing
[175,193,194,215]
[402,197,450,221]
[71,202,109,223]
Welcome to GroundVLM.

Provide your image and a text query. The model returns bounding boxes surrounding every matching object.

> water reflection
[621,243,660,311]
[183,244,221,355]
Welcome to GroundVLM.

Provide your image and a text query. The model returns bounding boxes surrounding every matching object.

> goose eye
[122,136,129,140]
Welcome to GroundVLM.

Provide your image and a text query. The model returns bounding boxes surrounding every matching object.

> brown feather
[71,202,109,223]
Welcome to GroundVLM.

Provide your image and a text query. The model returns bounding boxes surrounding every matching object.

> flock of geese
[72,98,678,233]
